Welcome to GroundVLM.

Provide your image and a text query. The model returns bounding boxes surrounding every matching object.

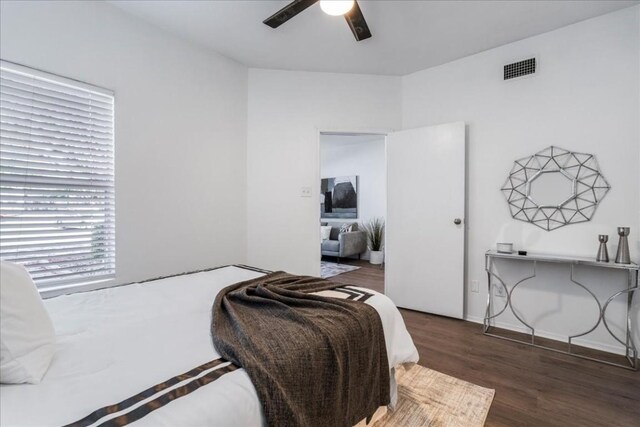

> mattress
[0,265,419,426]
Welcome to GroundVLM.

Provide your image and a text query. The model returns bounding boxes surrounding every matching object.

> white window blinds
[0,61,115,289]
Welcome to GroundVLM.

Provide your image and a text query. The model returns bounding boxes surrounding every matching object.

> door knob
[454,218,462,225]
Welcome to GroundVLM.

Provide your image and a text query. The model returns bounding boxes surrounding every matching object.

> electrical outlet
[494,284,507,298]
[471,280,479,293]
[300,186,312,197]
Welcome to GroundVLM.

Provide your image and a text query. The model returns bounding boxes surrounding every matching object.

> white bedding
[0,266,419,426]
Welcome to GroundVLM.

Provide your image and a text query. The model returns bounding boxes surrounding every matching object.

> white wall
[3,0,637,354]
[247,70,401,275]
[0,1,248,289]
[320,134,386,259]
[245,7,639,353]
[402,7,640,352]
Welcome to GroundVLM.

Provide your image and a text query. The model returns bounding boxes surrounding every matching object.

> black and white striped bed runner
[64,359,237,427]
[64,266,374,427]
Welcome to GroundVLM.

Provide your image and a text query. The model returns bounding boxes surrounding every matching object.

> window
[0,61,115,290]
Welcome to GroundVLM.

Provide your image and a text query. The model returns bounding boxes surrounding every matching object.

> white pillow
[320,225,332,241]
[1,261,56,384]
[339,223,353,233]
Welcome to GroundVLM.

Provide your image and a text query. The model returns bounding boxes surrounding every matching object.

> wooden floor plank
[324,257,640,427]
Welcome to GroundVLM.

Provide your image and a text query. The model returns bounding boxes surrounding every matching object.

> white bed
[0,265,419,426]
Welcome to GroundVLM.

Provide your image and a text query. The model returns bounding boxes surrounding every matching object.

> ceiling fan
[263,0,372,41]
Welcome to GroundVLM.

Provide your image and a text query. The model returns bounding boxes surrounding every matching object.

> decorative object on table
[362,217,385,265]
[518,250,527,256]
[320,261,360,279]
[596,234,609,262]
[496,243,513,254]
[320,176,358,219]
[501,146,610,231]
[615,227,631,264]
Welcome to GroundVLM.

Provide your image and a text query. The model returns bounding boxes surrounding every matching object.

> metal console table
[484,250,639,370]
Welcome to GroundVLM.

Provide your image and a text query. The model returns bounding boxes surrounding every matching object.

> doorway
[318,132,387,293]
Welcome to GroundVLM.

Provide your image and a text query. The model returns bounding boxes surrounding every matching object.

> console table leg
[484,254,492,333]
[625,270,638,369]
[601,270,638,370]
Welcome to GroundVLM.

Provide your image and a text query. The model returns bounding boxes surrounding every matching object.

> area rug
[374,365,495,427]
[320,261,361,278]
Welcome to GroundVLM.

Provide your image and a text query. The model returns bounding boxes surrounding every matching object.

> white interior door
[385,122,466,318]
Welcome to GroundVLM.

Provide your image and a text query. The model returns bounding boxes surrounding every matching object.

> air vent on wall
[504,57,536,80]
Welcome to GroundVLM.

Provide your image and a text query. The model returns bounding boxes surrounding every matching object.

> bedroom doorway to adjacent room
[317,123,466,319]
[318,132,387,293]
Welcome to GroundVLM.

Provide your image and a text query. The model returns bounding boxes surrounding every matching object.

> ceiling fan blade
[344,1,371,41]
[263,0,319,29]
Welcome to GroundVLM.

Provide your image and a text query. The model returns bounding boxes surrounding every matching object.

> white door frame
[315,128,393,278]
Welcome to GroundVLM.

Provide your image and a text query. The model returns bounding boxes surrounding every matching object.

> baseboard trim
[464,315,627,356]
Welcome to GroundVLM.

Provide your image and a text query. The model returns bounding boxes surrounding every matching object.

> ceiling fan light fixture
[319,0,355,16]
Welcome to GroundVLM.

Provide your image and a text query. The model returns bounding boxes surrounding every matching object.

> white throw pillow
[339,223,353,234]
[0,261,56,384]
[320,225,332,241]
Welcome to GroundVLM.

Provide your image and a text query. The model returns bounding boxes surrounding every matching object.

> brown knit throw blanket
[211,271,390,427]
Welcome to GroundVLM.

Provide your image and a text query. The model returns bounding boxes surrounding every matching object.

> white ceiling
[109,0,638,76]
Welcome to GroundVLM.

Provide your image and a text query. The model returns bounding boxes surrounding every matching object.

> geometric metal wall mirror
[501,146,610,231]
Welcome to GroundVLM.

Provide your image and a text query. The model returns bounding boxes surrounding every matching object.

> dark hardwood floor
[325,257,640,427]
[326,258,385,294]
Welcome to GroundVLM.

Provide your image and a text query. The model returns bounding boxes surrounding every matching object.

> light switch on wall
[471,280,479,293]
[300,186,312,197]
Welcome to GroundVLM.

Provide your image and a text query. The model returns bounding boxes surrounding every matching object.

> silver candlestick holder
[615,227,631,264]
[596,235,609,262]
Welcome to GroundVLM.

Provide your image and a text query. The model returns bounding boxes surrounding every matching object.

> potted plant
[362,217,384,265]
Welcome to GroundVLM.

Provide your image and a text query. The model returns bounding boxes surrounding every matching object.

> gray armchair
[320,222,367,261]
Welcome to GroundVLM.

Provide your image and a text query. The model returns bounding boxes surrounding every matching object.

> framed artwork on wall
[320,176,358,219]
